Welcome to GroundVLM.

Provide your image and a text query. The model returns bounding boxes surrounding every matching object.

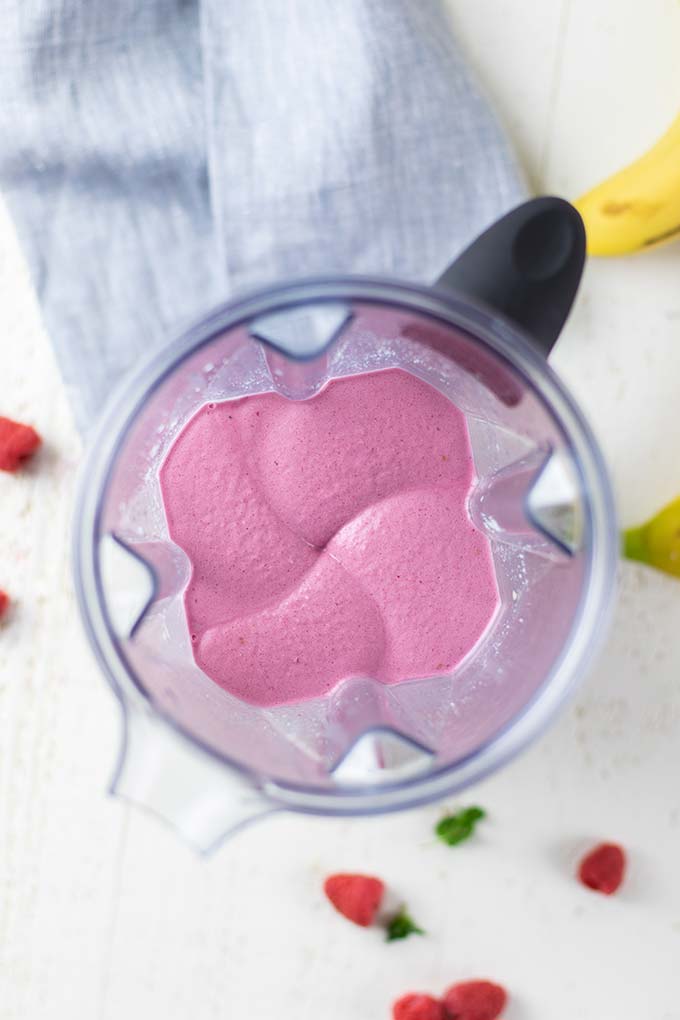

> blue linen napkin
[0,0,525,430]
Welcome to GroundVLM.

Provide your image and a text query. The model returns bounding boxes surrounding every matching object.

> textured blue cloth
[0,0,524,430]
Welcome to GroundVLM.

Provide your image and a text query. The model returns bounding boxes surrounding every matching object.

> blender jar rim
[73,275,618,815]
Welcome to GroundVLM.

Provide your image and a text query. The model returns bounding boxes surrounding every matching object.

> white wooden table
[2,2,680,1017]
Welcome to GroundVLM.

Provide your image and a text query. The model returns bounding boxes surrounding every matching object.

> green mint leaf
[435,806,486,846]
[385,907,425,942]
[461,806,486,824]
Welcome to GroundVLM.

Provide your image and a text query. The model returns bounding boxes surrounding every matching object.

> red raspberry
[393,992,445,1020]
[323,873,385,927]
[578,842,626,895]
[442,980,507,1020]
[0,416,42,472]
[0,590,9,620]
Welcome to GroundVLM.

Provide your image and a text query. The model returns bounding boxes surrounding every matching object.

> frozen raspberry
[443,980,507,1020]
[578,842,626,895]
[0,416,41,472]
[323,873,385,927]
[393,992,445,1020]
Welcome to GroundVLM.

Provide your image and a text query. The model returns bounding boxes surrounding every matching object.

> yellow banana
[624,495,680,577]
[575,112,680,256]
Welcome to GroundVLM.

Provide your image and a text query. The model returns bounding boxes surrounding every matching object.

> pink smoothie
[159,368,498,707]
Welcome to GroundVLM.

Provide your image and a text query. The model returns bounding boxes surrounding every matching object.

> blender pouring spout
[110,705,279,853]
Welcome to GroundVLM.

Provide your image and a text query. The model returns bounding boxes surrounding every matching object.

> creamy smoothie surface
[159,368,498,706]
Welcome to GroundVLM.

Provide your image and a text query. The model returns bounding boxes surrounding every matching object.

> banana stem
[622,525,647,564]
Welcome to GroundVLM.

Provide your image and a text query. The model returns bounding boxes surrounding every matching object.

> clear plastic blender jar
[74,198,617,851]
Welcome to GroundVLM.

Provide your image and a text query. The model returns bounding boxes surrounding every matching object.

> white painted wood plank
[543,0,680,525]
[0,199,128,1020]
[442,0,567,180]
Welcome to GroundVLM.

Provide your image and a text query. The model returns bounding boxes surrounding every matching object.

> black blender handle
[435,197,586,356]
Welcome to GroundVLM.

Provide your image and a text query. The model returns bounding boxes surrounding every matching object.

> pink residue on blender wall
[159,368,499,707]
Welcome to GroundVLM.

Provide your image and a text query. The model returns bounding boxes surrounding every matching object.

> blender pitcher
[74,198,618,852]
